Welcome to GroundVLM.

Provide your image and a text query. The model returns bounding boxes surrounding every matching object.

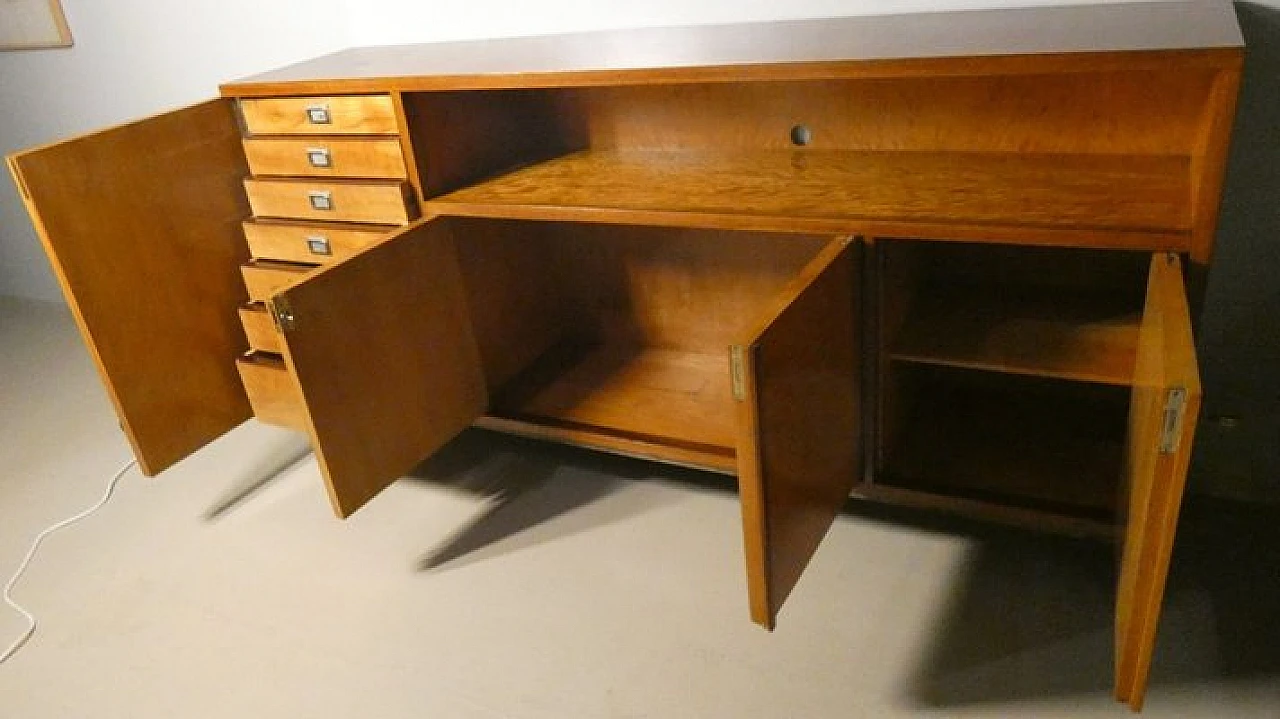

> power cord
[1,458,137,665]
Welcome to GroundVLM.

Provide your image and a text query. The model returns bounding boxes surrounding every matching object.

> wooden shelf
[882,372,1125,518]
[427,149,1192,239]
[490,341,736,458]
[854,484,1114,539]
[891,290,1141,386]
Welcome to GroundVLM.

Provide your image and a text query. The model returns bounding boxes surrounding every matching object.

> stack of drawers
[233,94,420,430]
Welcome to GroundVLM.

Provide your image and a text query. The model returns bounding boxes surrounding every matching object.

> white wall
[0,0,349,301]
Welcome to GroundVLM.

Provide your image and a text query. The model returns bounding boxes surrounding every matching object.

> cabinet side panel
[404,89,586,196]
[7,100,252,474]
[1188,63,1243,265]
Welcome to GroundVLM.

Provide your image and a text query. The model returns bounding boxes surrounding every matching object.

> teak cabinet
[6,2,1242,710]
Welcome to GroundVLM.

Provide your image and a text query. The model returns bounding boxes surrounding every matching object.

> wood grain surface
[240,95,398,135]
[429,149,1193,243]
[1115,253,1201,710]
[563,71,1214,156]
[243,137,408,179]
[735,236,860,629]
[240,259,314,303]
[890,292,1141,386]
[221,2,1240,95]
[274,219,487,518]
[245,177,418,224]
[236,351,307,430]
[238,303,282,354]
[474,414,737,473]
[493,344,735,452]
[243,218,392,265]
[6,99,252,475]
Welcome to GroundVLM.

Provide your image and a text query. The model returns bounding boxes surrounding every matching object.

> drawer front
[241,260,313,303]
[236,351,307,431]
[243,137,408,179]
[244,178,417,224]
[240,95,398,136]
[239,303,282,354]
[243,219,390,264]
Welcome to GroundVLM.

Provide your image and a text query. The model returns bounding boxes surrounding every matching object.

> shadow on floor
[203,440,313,520]
[405,429,736,571]
[195,422,1279,708]
[894,497,1280,708]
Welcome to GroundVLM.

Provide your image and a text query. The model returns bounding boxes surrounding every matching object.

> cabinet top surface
[223,1,1241,94]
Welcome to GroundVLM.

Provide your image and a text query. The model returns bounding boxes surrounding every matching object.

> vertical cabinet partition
[6,4,1243,710]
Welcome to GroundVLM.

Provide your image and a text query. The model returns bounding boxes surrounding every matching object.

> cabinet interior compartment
[876,240,1153,528]
[450,218,836,470]
[881,363,1128,521]
[406,71,1215,239]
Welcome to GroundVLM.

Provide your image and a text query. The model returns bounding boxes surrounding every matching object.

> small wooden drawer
[242,137,408,179]
[240,95,398,136]
[239,303,282,354]
[236,351,307,431]
[241,259,314,303]
[243,219,391,265]
[244,178,418,225]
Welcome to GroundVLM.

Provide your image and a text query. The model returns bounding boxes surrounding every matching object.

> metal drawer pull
[305,236,332,256]
[305,104,331,124]
[307,190,333,211]
[305,147,332,168]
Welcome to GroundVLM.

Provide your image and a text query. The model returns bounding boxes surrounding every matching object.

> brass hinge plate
[1159,387,1187,454]
[729,345,747,402]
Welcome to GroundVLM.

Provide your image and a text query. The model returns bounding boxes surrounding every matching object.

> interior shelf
[890,289,1141,386]
[427,149,1192,236]
[489,341,736,458]
[881,368,1126,519]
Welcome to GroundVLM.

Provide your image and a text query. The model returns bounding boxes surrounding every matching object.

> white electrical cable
[1,458,136,665]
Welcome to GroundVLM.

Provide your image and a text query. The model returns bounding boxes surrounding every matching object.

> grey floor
[1,294,1277,718]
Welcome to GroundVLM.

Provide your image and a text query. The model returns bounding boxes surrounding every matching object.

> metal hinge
[270,296,296,333]
[729,345,747,402]
[1158,387,1188,454]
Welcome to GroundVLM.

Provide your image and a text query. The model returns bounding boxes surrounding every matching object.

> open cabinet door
[733,236,861,629]
[7,100,251,475]
[1115,253,1202,710]
[271,218,487,518]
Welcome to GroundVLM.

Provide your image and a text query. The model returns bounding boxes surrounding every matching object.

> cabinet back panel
[452,219,579,391]
[884,241,1150,300]
[546,224,831,353]
[452,219,833,387]
[560,70,1214,155]
[882,363,1128,517]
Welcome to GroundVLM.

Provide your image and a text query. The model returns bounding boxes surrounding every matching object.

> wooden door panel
[1115,253,1202,710]
[273,218,486,518]
[7,100,251,475]
[733,236,861,629]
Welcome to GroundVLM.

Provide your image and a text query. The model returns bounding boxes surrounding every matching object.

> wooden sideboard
[6,1,1243,710]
